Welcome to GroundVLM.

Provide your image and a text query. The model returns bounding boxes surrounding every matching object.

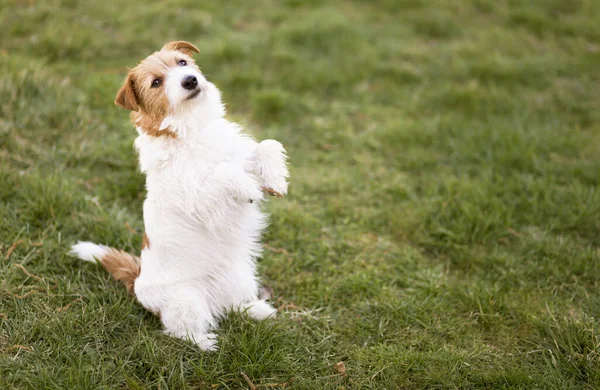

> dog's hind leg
[160,296,219,351]
[239,299,277,320]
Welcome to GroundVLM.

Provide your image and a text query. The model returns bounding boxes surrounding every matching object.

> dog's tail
[70,241,140,293]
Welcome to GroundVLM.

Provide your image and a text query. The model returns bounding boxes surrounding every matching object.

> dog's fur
[70,41,289,351]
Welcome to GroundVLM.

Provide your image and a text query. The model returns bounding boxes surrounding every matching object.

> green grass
[1,0,600,388]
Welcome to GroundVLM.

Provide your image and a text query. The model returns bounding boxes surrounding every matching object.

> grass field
[1,0,600,388]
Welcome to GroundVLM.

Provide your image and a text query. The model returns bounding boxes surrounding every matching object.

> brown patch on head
[142,232,150,250]
[114,41,200,138]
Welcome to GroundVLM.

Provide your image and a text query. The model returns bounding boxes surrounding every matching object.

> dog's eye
[151,78,162,88]
[178,60,187,67]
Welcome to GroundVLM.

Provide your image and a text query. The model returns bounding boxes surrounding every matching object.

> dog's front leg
[254,139,289,198]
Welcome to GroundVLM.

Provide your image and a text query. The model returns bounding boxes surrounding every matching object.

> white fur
[69,241,108,262]
[240,300,278,320]
[256,140,289,195]
[130,68,287,350]
[164,66,209,110]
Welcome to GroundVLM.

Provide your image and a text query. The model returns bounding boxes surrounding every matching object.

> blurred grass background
[1,0,600,388]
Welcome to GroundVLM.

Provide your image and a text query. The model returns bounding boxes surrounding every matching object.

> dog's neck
[134,82,226,173]
[167,82,226,133]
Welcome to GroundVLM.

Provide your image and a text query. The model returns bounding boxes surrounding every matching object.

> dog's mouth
[185,88,201,101]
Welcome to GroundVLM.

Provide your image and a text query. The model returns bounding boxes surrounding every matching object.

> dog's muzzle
[181,75,198,90]
[182,75,201,100]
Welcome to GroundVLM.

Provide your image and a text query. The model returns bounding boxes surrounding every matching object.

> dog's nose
[181,75,198,90]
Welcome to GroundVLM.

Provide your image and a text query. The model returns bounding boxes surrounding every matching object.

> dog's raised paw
[262,187,284,198]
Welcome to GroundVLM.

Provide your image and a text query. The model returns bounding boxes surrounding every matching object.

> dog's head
[115,41,215,136]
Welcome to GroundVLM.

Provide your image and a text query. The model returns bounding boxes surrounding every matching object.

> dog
[70,41,289,351]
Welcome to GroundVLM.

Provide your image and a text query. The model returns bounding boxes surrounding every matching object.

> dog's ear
[162,41,200,56]
[115,73,139,111]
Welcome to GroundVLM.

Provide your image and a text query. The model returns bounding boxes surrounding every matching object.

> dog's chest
[143,131,255,203]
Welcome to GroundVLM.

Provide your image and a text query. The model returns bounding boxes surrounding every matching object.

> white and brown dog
[70,41,289,351]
